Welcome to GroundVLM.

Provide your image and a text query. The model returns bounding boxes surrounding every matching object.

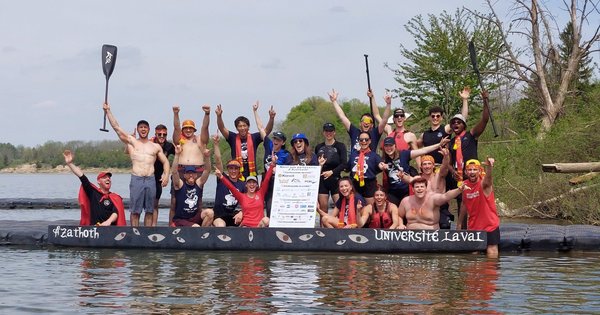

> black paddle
[100,44,118,132]
[364,54,374,118]
[468,41,498,137]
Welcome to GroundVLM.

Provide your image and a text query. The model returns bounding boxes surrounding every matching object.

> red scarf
[338,193,358,228]
[354,148,370,187]
[453,131,467,182]
[78,185,126,226]
[235,134,256,180]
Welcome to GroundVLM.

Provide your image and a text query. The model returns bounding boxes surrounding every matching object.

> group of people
[65,87,500,256]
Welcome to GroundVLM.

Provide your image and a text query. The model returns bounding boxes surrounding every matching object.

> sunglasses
[430,114,442,118]
[293,139,304,144]
[156,133,167,137]
[358,138,370,142]
[394,114,405,118]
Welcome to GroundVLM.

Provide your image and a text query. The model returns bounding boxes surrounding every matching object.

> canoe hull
[47,225,488,253]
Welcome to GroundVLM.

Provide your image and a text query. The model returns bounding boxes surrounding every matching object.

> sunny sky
[0,1,521,147]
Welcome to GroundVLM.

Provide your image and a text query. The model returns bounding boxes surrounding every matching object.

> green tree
[387,8,505,119]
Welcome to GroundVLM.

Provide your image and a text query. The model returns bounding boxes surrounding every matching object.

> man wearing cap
[151,124,175,226]
[379,136,450,206]
[399,177,466,230]
[216,101,274,180]
[419,87,470,165]
[328,89,391,154]
[212,133,246,227]
[172,104,210,176]
[447,90,491,227]
[171,145,213,227]
[103,103,170,227]
[457,157,500,258]
[315,122,348,213]
[63,150,126,226]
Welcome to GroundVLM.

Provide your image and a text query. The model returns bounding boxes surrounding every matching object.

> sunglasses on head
[358,138,370,142]
[430,114,442,118]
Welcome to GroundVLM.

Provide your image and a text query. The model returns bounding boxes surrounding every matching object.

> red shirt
[462,179,499,232]
[221,165,274,227]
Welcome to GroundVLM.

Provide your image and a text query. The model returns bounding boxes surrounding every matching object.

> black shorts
[353,178,377,198]
[486,227,501,245]
[155,178,163,200]
[387,187,409,206]
[215,214,238,227]
[319,175,340,195]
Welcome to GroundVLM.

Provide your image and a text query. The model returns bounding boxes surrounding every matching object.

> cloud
[260,58,283,70]
[31,100,57,109]
[2,46,17,54]
[329,6,347,13]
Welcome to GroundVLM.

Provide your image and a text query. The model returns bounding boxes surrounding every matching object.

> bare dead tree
[470,0,600,135]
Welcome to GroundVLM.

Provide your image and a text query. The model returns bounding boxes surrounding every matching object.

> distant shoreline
[0,163,129,174]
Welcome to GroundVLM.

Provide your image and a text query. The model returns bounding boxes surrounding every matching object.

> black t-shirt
[154,141,175,179]
[80,175,118,225]
[449,131,478,171]
[422,126,450,164]
[315,141,348,176]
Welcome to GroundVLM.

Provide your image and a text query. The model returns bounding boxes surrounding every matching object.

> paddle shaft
[364,54,373,118]
[468,42,498,137]
[100,78,109,132]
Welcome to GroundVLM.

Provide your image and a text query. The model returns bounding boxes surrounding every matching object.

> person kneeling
[319,177,372,228]
[215,154,277,228]
[172,145,213,227]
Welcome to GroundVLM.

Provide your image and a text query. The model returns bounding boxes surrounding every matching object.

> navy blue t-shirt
[383,150,412,191]
[213,175,246,218]
[226,131,263,178]
[348,125,381,154]
[348,150,382,180]
[173,182,203,220]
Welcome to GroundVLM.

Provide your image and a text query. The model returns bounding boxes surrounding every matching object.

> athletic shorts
[173,218,200,227]
[387,187,409,206]
[215,214,238,227]
[155,177,163,200]
[487,227,501,245]
[319,175,340,195]
[129,175,156,214]
[177,164,204,178]
[353,178,377,198]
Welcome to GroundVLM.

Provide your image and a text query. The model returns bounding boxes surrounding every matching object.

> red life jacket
[78,185,126,226]
[368,202,393,228]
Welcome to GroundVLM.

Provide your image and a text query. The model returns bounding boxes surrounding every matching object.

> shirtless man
[103,103,170,227]
[399,177,465,230]
[172,104,210,175]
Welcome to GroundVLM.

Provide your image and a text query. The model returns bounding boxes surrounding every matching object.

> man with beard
[216,101,274,180]
[328,89,391,154]
[63,150,126,226]
[457,158,500,258]
[399,177,466,230]
[103,103,170,227]
[172,104,210,177]
[150,124,175,226]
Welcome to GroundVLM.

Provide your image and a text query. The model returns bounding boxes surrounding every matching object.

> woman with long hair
[319,177,372,228]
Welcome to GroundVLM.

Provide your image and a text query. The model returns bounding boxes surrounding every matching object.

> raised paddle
[364,54,374,118]
[100,44,118,132]
[468,40,498,137]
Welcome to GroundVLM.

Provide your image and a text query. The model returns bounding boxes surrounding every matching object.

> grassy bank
[479,86,600,225]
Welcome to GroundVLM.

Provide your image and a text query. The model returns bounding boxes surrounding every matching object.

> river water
[1,174,600,313]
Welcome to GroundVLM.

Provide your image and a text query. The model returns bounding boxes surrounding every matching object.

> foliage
[387,8,506,119]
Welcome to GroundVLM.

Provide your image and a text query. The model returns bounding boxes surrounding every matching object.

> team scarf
[235,134,256,181]
[453,130,467,182]
[338,193,358,228]
[178,134,196,145]
[78,184,126,226]
[353,148,370,187]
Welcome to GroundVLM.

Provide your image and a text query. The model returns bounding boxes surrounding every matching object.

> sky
[0,0,539,147]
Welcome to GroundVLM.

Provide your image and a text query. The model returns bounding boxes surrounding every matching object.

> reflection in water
[1,248,598,314]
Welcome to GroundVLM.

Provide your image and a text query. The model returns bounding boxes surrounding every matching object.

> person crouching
[171,145,213,227]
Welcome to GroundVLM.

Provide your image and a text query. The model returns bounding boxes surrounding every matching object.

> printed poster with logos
[269,165,320,228]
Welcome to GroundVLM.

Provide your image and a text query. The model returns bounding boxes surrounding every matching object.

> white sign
[269,165,320,228]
